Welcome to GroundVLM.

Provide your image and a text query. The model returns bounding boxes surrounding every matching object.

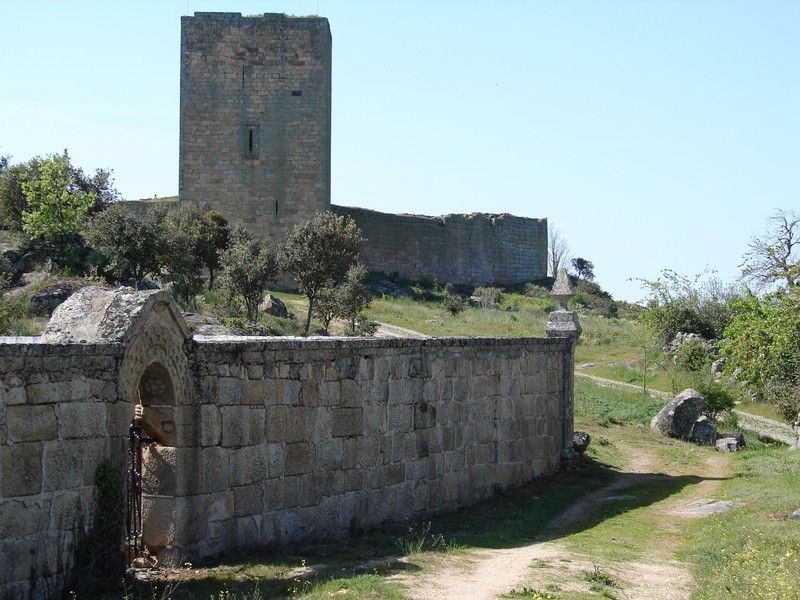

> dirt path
[372,322,432,339]
[398,449,729,600]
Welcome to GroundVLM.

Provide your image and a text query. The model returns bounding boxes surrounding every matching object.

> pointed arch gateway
[117,294,195,566]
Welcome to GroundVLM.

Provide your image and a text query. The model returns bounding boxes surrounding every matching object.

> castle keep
[178,12,548,285]
[179,12,332,241]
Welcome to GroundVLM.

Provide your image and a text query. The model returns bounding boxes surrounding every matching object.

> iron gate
[126,407,153,563]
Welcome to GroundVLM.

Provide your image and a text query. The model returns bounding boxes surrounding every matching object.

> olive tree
[219,227,277,321]
[85,203,166,288]
[281,211,364,335]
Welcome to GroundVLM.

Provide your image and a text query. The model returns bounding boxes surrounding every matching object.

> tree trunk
[304,297,314,336]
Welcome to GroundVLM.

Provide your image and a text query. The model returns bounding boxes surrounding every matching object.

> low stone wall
[159,335,567,561]
[0,288,573,598]
[0,340,126,599]
[332,205,548,285]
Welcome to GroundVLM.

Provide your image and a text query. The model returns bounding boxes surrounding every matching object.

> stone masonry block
[57,401,107,439]
[284,442,315,476]
[266,443,284,478]
[242,378,269,405]
[230,445,267,487]
[234,484,264,517]
[339,379,360,407]
[42,438,106,492]
[300,381,320,407]
[1,442,42,496]
[331,407,363,438]
[7,405,57,442]
[142,495,176,549]
[200,404,222,447]
[0,497,50,538]
[265,405,287,442]
[217,377,242,404]
[221,406,265,448]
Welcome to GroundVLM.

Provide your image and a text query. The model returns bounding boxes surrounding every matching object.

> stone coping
[193,335,566,352]
[0,334,566,355]
[0,337,124,356]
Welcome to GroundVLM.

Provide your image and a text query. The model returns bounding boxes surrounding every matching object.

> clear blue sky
[1,1,798,301]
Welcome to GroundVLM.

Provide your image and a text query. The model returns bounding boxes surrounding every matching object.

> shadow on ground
[111,455,726,599]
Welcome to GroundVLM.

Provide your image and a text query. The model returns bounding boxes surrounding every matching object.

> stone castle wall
[333,205,548,285]
[0,288,572,598]
[173,12,549,286]
[179,12,332,241]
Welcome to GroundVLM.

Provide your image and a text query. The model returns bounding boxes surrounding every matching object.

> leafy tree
[197,210,229,288]
[219,227,277,321]
[548,226,570,277]
[636,270,741,345]
[570,257,595,281]
[313,287,339,334]
[740,209,799,290]
[336,263,373,335]
[281,211,364,335]
[162,205,206,302]
[721,288,800,420]
[20,153,95,242]
[85,203,166,289]
[0,161,32,231]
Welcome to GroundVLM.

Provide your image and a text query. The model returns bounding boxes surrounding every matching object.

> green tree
[197,210,229,288]
[219,227,277,321]
[21,153,94,242]
[281,211,364,335]
[313,287,339,334]
[336,263,373,335]
[635,270,740,345]
[721,288,800,419]
[85,203,166,288]
[0,158,41,231]
[570,257,595,281]
[162,205,206,302]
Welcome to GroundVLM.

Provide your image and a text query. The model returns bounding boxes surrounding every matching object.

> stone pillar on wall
[546,268,581,469]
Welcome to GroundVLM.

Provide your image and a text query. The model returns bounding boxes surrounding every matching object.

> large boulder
[689,416,718,446]
[30,279,86,316]
[258,294,289,318]
[651,389,706,439]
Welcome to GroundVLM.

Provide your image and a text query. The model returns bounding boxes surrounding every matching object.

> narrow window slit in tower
[291,90,302,96]
[248,129,254,153]
[275,200,279,216]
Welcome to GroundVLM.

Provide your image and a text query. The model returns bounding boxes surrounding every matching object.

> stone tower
[179,12,332,242]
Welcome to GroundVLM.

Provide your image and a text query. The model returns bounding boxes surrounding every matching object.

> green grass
[682,446,800,598]
[736,400,792,423]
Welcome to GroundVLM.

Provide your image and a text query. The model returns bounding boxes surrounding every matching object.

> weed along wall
[0,287,572,598]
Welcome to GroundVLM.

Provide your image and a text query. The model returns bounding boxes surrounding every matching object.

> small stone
[258,294,289,318]
[717,431,745,448]
[716,437,741,452]
[788,509,800,520]
[572,431,591,455]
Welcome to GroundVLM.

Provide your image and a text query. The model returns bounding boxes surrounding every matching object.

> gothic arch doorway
[127,362,178,564]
